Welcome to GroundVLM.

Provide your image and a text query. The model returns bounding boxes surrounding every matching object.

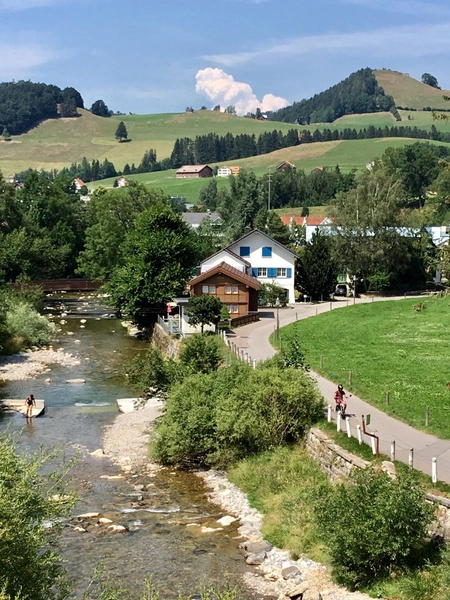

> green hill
[90,137,450,202]
[374,69,450,110]
[0,109,299,175]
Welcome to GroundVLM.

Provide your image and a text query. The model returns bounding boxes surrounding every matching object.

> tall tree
[185,295,223,332]
[296,231,337,300]
[115,121,128,142]
[421,73,440,89]
[90,99,110,117]
[107,204,199,326]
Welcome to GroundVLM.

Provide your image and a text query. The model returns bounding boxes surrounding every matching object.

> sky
[1,0,450,116]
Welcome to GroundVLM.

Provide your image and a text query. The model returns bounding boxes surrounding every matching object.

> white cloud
[205,22,450,67]
[0,43,56,77]
[195,67,289,116]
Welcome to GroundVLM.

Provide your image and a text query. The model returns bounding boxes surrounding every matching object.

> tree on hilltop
[421,73,440,89]
[115,121,128,142]
[90,99,111,117]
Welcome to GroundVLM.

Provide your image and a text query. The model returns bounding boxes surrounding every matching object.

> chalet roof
[227,228,298,257]
[200,247,251,267]
[189,261,260,290]
[276,160,296,169]
[182,212,221,226]
[74,178,85,186]
[176,165,212,174]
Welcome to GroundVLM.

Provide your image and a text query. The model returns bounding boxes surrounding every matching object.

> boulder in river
[75,512,102,519]
[217,515,237,527]
[108,524,127,533]
[246,552,266,565]
[66,379,86,384]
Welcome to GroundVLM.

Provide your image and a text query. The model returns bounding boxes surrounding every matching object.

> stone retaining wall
[151,323,181,359]
[306,427,450,539]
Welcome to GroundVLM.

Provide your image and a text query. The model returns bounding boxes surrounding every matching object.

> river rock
[66,379,86,384]
[73,526,87,533]
[217,515,237,526]
[134,484,145,491]
[303,591,321,600]
[239,540,273,556]
[246,552,266,565]
[99,518,113,525]
[200,526,223,534]
[108,524,127,533]
[67,332,74,336]
[381,460,396,479]
[44,378,52,383]
[287,581,309,599]
[76,512,102,519]
[90,449,104,458]
[282,565,300,580]
[80,319,87,324]
[237,525,262,539]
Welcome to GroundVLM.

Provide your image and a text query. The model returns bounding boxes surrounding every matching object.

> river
[0,294,258,599]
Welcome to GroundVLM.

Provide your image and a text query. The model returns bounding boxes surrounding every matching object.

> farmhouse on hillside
[182,211,222,230]
[280,215,334,243]
[276,160,296,173]
[176,165,213,179]
[217,166,241,177]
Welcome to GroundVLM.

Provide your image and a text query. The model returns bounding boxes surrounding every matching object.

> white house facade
[200,248,250,274]
[227,230,297,304]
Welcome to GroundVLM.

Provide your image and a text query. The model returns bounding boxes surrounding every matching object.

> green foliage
[4,301,56,351]
[179,333,222,374]
[267,324,309,371]
[367,271,391,291]
[115,121,128,142]
[316,467,435,588]
[90,99,110,117]
[126,346,183,396]
[107,203,199,326]
[0,433,76,600]
[185,295,223,332]
[259,282,287,307]
[422,73,440,89]
[296,231,337,300]
[153,363,324,468]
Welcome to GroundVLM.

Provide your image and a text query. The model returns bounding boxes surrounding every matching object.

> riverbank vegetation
[277,296,450,438]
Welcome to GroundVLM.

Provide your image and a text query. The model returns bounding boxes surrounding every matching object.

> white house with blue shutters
[200,229,297,304]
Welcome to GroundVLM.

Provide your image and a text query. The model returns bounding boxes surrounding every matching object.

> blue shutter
[262,246,272,257]
[267,267,277,278]
[287,268,292,278]
[252,268,258,277]
[239,246,250,257]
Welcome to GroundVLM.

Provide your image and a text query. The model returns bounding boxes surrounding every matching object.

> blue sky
[1,0,450,115]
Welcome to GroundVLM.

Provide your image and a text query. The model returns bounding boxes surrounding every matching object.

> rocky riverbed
[0,347,80,381]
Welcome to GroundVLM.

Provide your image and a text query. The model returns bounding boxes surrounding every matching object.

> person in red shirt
[334,384,347,413]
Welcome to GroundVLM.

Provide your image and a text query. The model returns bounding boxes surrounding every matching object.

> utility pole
[268,172,272,212]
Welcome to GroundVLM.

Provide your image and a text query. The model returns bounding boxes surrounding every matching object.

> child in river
[25,394,36,418]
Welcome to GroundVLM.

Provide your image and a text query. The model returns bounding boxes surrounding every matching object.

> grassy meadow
[278,297,450,439]
[374,69,450,111]
[90,137,450,203]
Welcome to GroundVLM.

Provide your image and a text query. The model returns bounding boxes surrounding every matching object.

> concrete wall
[306,427,450,539]
[151,323,182,359]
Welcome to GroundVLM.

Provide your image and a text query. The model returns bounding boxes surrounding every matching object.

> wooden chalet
[176,165,213,179]
[276,160,296,173]
[189,261,260,317]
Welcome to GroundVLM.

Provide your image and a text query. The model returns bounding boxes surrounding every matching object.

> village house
[73,178,85,191]
[276,160,296,173]
[176,165,213,179]
[280,215,334,243]
[182,211,222,230]
[217,166,241,177]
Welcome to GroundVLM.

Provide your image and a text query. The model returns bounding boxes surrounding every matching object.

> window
[202,285,216,294]
[225,285,239,294]
[262,246,272,257]
[257,267,267,277]
[239,246,250,257]
[277,268,287,277]
[227,304,239,314]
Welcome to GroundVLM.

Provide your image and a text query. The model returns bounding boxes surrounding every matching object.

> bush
[152,363,324,468]
[127,346,183,395]
[316,467,435,589]
[0,434,76,600]
[179,333,222,374]
[5,302,56,351]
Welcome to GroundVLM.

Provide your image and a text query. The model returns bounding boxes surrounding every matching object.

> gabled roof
[280,216,333,227]
[176,165,212,174]
[277,160,296,170]
[182,212,221,226]
[200,247,251,267]
[189,261,260,289]
[227,228,298,257]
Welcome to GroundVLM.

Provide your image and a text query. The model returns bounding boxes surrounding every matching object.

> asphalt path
[227,297,450,484]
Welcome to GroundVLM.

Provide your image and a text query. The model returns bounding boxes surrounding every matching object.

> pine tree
[115,121,128,142]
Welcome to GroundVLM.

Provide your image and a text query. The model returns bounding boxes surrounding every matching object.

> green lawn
[278,297,450,438]
[375,69,450,111]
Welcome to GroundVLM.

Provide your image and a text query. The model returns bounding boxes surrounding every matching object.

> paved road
[227,297,450,484]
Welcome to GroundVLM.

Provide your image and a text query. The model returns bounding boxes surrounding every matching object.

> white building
[201,229,297,304]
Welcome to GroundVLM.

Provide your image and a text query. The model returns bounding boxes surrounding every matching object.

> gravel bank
[0,347,80,381]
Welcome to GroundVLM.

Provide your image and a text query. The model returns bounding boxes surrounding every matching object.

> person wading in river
[25,394,36,418]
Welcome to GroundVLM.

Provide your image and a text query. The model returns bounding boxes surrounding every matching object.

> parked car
[334,284,349,296]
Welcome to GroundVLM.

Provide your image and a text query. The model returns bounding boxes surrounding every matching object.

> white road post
[432,457,437,484]
[252,359,257,370]
[409,448,414,468]
[346,416,351,438]
[371,436,377,455]
[327,405,332,423]
[357,424,362,444]
[337,412,341,432]
[390,441,396,462]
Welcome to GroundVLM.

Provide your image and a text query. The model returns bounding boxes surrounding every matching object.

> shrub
[5,302,56,351]
[179,333,222,374]
[316,467,435,589]
[0,434,76,600]
[127,346,183,395]
[152,363,324,468]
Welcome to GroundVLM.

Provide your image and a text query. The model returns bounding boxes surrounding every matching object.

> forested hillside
[271,68,395,124]
[0,81,84,136]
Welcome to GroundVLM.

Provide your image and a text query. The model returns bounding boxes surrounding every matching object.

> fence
[157,315,181,337]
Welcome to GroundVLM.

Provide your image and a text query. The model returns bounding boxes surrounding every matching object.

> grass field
[278,297,450,439]
[90,137,450,203]
[375,69,450,111]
